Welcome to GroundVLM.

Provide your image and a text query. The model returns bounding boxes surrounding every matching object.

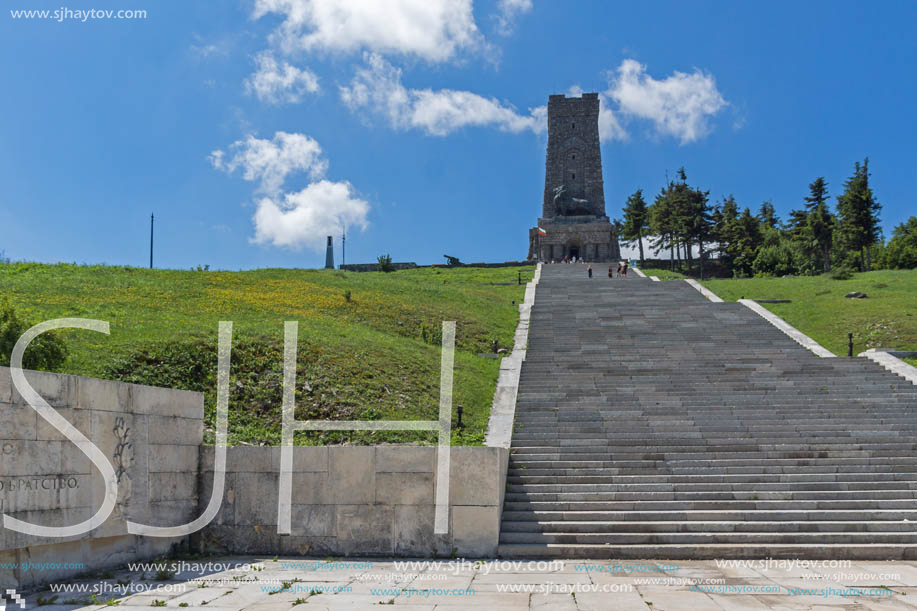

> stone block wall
[198,445,508,558]
[339,262,418,272]
[0,367,203,589]
[1,365,513,588]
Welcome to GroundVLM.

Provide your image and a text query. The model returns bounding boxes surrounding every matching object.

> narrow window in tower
[572,155,575,160]
[571,123,575,129]
[572,173,575,179]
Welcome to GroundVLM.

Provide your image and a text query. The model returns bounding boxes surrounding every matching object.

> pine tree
[787,177,834,274]
[648,183,678,270]
[621,189,649,265]
[836,158,882,270]
[786,208,810,238]
[668,168,713,277]
[804,177,829,211]
[669,168,694,267]
[757,201,779,229]
[809,200,834,272]
[687,186,714,278]
[713,195,740,273]
[734,208,762,276]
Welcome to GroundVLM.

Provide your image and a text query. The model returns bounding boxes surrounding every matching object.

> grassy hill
[0,263,532,446]
[701,270,917,356]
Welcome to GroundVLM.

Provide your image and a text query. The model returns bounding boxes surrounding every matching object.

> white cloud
[338,53,412,127]
[245,51,320,104]
[252,0,483,63]
[337,57,722,143]
[494,0,532,35]
[191,43,223,58]
[339,53,544,136]
[605,59,726,144]
[598,94,627,143]
[210,132,369,252]
[209,131,327,194]
[566,84,584,97]
[252,180,369,250]
[410,89,541,135]
[189,33,231,59]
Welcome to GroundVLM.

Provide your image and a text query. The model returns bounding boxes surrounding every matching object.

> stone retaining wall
[0,367,203,589]
[197,445,507,558]
[1,365,512,589]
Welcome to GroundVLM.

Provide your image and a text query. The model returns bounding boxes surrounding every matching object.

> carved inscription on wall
[0,477,81,512]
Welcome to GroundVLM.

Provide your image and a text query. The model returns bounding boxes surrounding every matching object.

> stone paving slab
[14,556,917,610]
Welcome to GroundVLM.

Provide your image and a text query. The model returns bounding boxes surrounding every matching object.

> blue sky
[2,0,915,270]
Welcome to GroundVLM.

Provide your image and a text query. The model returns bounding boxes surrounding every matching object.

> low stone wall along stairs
[499,264,917,559]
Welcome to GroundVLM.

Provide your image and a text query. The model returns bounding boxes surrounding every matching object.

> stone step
[500,520,917,534]
[507,480,917,490]
[495,543,917,560]
[510,443,917,453]
[503,489,917,502]
[499,264,917,558]
[506,471,917,482]
[498,531,917,545]
[510,437,917,445]
[500,509,917,522]
[502,499,917,511]
[510,457,917,469]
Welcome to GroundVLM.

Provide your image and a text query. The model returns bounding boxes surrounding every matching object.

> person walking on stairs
[587,265,593,278]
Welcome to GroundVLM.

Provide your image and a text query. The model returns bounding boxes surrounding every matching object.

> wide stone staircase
[498,264,917,559]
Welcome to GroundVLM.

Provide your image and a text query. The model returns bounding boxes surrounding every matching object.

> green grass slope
[635,267,687,280]
[0,263,532,446]
[701,270,917,356]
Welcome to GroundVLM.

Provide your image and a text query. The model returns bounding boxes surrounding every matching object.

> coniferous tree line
[619,158,917,278]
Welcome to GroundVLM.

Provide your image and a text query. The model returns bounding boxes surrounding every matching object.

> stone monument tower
[528,93,620,262]
[324,236,334,269]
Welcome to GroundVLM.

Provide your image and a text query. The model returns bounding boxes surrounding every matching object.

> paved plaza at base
[18,556,917,610]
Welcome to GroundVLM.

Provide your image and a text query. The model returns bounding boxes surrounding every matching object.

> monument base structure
[528,217,620,262]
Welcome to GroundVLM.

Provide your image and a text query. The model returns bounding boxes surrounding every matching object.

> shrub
[377,254,394,272]
[419,322,442,346]
[0,300,68,371]
[751,242,799,277]
[884,217,917,269]
[830,264,855,280]
[834,249,863,273]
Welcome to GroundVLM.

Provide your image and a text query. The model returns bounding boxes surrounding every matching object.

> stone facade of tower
[528,93,620,262]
